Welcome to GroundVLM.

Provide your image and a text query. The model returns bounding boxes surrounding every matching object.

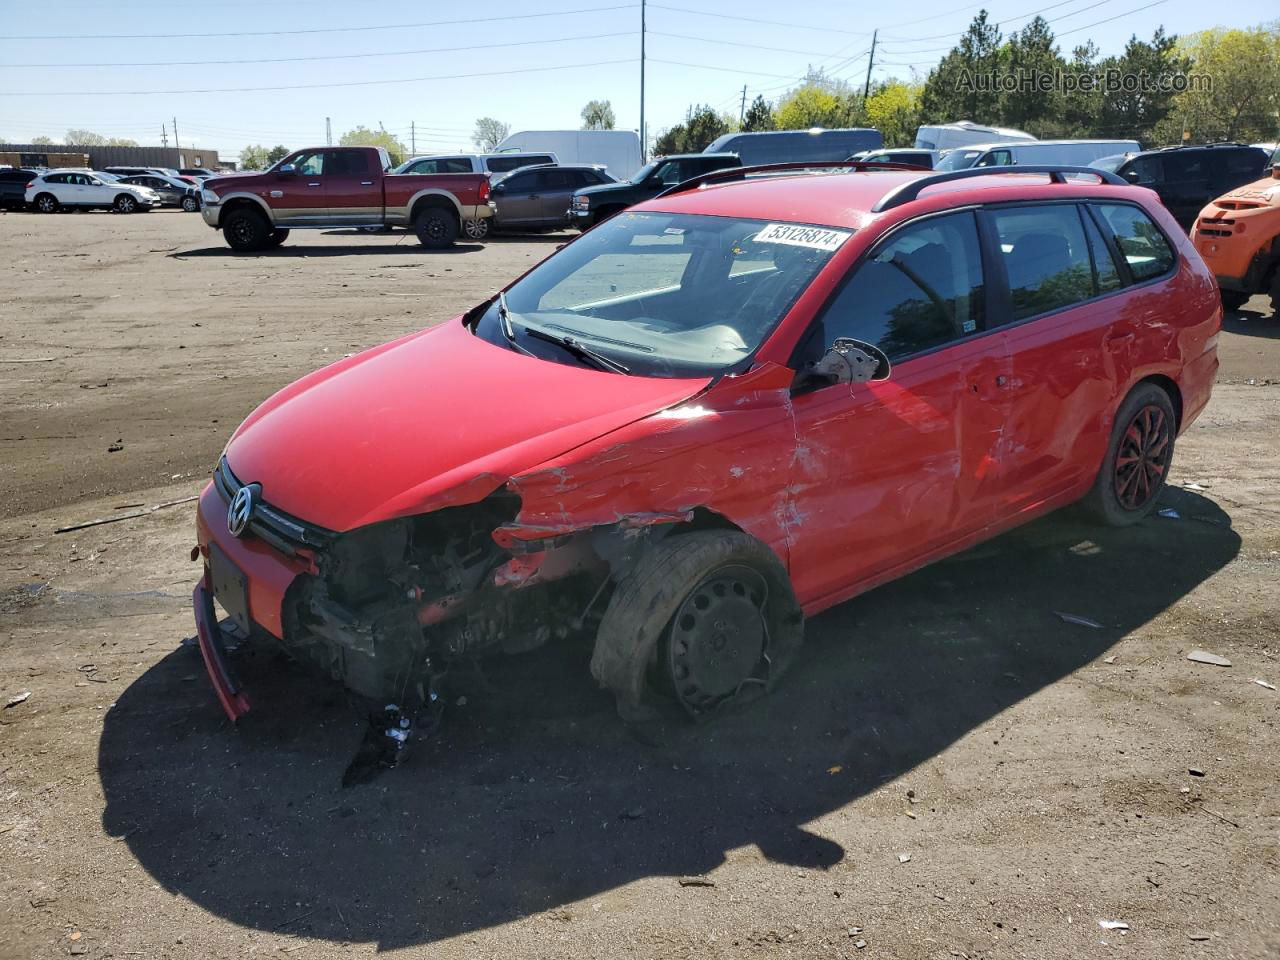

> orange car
[1191,162,1280,312]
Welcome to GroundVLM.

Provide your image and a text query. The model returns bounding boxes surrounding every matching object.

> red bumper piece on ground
[192,576,252,722]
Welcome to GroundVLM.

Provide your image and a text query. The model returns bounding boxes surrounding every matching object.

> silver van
[393,152,559,176]
[936,140,1141,171]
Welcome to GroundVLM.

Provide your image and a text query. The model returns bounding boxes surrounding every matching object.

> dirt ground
[1,208,1278,960]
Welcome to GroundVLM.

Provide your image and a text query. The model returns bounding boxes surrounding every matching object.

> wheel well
[677,507,746,536]
[1136,374,1183,430]
[410,196,460,226]
[220,198,267,225]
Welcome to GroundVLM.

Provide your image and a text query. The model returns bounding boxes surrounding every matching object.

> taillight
[478,178,491,203]
[26,181,35,189]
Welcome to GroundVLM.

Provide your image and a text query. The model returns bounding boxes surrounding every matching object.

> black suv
[0,168,38,209]
[1092,143,1270,230]
[569,153,741,228]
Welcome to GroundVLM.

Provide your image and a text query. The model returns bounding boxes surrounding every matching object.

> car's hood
[576,181,640,199]
[224,319,712,532]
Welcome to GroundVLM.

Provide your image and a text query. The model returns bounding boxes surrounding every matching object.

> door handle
[359,181,373,186]
[307,182,321,187]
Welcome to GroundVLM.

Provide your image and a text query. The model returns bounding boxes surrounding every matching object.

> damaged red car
[192,161,1220,732]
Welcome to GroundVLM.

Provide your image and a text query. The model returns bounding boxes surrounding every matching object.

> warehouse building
[0,143,227,171]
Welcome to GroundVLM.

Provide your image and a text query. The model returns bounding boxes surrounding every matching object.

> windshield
[934,149,983,171]
[473,211,851,378]
[1090,154,1127,173]
[628,161,660,184]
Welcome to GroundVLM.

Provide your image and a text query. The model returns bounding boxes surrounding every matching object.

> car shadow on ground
[99,488,1238,949]
[169,243,484,259]
[1223,306,1279,338]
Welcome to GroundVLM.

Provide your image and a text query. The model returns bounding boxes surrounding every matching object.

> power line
[0,59,639,96]
[1056,0,1168,37]
[648,58,811,81]
[649,30,870,59]
[0,30,635,68]
[4,3,639,40]
[648,3,874,36]
[880,0,1108,43]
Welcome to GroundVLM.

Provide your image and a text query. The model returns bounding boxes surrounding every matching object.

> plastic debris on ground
[1103,655,1117,664]
[1056,612,1104,629]
[1099,920,1130,931]
[1250,678,1276,691]
[5,691,31,708]
[898,853,912,864]
[1187,650,1232,667]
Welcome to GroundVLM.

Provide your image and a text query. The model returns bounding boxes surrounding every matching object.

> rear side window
[487,155,551,173]
[1081,211,1123,294]
[1124,155,1161,185]
[1223,149,1264,180]
[1093,204,1176,282]
[989,205,1094,320]
[1163,152,1207,182]
[325,151,370,176]
[816,211,985,360]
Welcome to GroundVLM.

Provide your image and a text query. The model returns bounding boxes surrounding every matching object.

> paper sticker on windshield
[754,223,851,252]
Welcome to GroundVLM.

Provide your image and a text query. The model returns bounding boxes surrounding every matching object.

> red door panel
[324,149,382,222]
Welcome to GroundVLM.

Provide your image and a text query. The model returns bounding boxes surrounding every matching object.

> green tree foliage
[63,128,138,147]
[775,86,846,129]
[339,126,407,166]
[1096,29,1190,144]
[239,144,270,169]
[741,95,775,132]
[1001,17,1062,135]
[865,82,923,146]
[920,11,1004,123]
[654,105,733,154]
[581,100,616,130]
[472,117,510,152]
[31,135,56,145]
[1162,25,1280,143]
[265,145,291,166]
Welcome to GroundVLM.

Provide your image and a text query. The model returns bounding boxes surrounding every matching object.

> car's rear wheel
[222,208,271,252]
[264,228,290,248]
[114,194,138,214]
[181,195,200,213]
[1084,382,1177,527]
[34,193,59,214]
[1220,289,1249,311]
[592,530,804,722]
[414,206,459,248]
[462,217,490,241]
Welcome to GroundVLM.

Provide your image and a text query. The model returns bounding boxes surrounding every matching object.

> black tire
[1220,289,1249,311]
[181,195,200,213]
[34,193,59,214]
[1084,382,1177,527]
[413,205,459,248]
[264,228,290,248]
[592,530,803,722]
[222,207,271,252]
[461,217,491,241]
[113,194,138,214]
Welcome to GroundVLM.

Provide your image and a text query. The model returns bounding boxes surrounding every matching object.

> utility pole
[640,0,646,161]
[172,116,181,163]
[325,117,332,146]
[862,29,877,105]
[160,123,168,148]
[411,121,416,155]
[739,85,748,126]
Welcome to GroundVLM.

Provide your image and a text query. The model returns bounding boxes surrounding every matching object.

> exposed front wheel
[181,195,200,212]
[114,194,138,214]
[222,208,271,252]
[462,217,491,241]
[34,193,59,214]
[1085,383,1177,527]
[413,206,459,248]
[592,530,804,722]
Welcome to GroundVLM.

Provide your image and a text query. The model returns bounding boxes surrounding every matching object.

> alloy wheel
[1114,404,1172,511]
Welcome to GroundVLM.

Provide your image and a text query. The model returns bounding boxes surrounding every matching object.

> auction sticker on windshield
[754,223,851,252]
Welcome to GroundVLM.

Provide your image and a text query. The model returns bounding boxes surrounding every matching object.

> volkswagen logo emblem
[227,486,255,538]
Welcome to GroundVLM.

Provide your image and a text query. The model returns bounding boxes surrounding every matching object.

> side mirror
[1122,168,1140,183]
[276,163,297,176]
[812,338,891,385]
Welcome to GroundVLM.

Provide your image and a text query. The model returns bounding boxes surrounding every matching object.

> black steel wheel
[222,208,270,252]
[414,206,459,249]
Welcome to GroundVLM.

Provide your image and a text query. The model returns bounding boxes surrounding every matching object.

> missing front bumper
[192,574,252,722]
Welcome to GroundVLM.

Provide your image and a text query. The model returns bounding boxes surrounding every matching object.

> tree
[1164,25,1280,143]
[472,117,510,152]
[652,105,732,154]
[339,126,407,166]
[865,81,923,147]
[775,85,846,129]
[1060,42,1103,137]
[31,135,56,145]
[741,95,775,132]
[66,128,106,145]
[919,11,1004,123]
[240,144,270,170]
[1097,28,1190,144]
[265,145,291,165]
[581,100,616,130]
[999,16,1066,135]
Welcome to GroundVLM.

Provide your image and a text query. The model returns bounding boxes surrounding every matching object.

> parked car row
[0,163,206,213]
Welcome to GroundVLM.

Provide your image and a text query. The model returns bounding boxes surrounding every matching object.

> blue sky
[0,0,1264,161]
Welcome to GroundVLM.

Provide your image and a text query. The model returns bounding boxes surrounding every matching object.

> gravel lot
[1,208,1278,960]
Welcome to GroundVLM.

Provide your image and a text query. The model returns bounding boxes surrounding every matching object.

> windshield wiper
[496,291,538,359]
[522,326,631,375]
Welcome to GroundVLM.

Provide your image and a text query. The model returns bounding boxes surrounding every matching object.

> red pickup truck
[199,145,493,252]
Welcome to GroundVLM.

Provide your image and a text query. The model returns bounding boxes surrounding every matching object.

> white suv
[25,171,159,214]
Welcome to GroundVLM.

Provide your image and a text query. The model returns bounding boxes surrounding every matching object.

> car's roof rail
[871,164,1128,212]
[657,160,927,198]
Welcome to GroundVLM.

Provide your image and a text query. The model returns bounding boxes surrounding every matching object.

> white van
[393,152,558,175]
[495,130,643,179]
[914,121,1036,151]
[934,139,1142,171]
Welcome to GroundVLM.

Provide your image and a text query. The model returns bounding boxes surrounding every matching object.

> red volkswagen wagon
[192,163,1220,733]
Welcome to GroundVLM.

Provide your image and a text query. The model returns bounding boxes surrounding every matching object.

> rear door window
[1092,203,1176,283]
[987,204,1095,320]
[814,211,986,360]
[1163,151,1207,183]
[1222,148,1264,185]
[1081,209,1123,294]
[1124,155,1161,185]
[325,151,370,176]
